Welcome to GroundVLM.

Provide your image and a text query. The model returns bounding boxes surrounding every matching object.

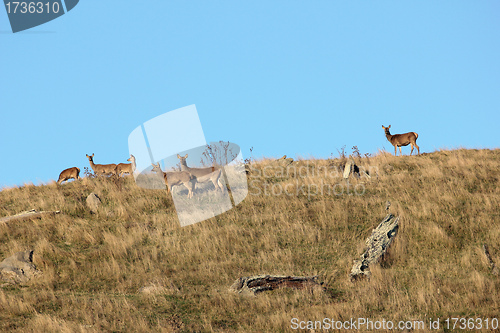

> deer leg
[399,146,402,156]
[415,143,420,155]
[394,146,397,156]
[410,144,414,155]
[216,177,223,191]
[187,181,195,198]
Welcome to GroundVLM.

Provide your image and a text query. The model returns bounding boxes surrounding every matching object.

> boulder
[86,193,101,213]
[0,250,41,285]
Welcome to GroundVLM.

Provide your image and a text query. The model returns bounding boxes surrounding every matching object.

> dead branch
[0,209,60,225]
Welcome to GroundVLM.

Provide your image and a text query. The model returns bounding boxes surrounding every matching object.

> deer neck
[385,131,393,141]
[179,161,189,171]
[88,158,97,171]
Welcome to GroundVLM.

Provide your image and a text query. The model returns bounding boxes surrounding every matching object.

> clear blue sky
[1,1,499,188]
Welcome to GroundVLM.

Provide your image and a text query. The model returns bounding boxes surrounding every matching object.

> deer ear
[184,154,188,158]
[381,125,384,128]
[177,154,181,158]
[92,153,94,157]
[388,125,391,128]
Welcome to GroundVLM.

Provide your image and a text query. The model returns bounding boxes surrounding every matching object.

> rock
[343,160,352,179]
[0,250,41,285]
[343,158,362,179]
[350,214,399,280]
[86,193,101,213]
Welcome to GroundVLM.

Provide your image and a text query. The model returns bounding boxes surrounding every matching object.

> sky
[1,1,499,188]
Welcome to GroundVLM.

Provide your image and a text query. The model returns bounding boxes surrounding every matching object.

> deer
[57,167,81,184]
[382,125,420,156]
[86,153,117,176]
[177,154,223,191]
[115,154,136,177]
[151,162,197,198]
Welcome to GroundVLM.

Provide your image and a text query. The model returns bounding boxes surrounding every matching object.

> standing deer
[115,154,136,177]
[86,153,117,176]
[151,162,197,198]
[177,154,223,191]
[382,125,420,156]
[57,167,81,184]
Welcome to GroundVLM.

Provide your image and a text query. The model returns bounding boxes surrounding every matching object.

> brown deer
[115,154,136,177]
[57,167,81,184]
[151,162,197,198]
[86,153,117,176]
[177,154,223,191]
[382,125,420,156]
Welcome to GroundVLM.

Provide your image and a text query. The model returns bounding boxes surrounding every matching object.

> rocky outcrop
[0,250,41,285]
[350,214,399,280]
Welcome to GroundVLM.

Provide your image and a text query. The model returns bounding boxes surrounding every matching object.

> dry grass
[0,148,499,332]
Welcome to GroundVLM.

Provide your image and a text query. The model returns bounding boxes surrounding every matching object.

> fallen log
[350,214,399,281]
[230,275,322,295]
[0,209,60,225]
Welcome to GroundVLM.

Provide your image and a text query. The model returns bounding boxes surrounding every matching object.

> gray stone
[0,250,41,285]
[343,160,352,179]
[86,193,101,213]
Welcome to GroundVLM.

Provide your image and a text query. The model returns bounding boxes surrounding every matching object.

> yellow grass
[0,148,499,332]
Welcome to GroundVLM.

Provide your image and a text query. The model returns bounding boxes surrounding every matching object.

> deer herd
[57,154,138,184]
[57,152,224,198]
[56,126,420,197]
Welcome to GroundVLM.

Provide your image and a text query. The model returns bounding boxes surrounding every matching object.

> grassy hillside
[1,148,499,332]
